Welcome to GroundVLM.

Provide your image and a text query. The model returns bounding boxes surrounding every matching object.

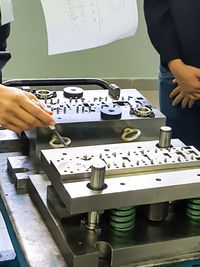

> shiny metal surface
[159,126,172,148]
[47,185,70,220]
[87,162,106,230]
[7,155,37,191]
[51,168,200,215]
[25,89,165,155]
[146,125,172,221]
[90,161,106,191]
[0,153,67,267]
[140,202,169,222]
[0,130,26,153]
[87,211,100,231]
[3,84,200,267]
[29,173,200,267]
[41,139,199,182]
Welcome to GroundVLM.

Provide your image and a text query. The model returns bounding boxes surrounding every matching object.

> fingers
[171,92,196,109]
[170,84,200,108]
[1,123,22,133]
[170,86,180,98]
[0,111,48,132]
[189,92,200,100]
[25,92,53,115]
[181,97,190,109]
[172,92,184,106]
[0,86,55,132]
[17,94,55,126]
[188,99,195,108]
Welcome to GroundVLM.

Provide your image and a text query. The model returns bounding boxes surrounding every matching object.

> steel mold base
[28,174,200,267]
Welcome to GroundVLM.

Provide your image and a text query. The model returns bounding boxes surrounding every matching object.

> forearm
[168,59,184,77]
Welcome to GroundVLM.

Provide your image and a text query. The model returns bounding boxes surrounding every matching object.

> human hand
[0,85,55,132]
[168,59,200,108]
[170,86,196,108]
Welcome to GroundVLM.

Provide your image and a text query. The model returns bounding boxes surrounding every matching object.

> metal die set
[3,79,200,267]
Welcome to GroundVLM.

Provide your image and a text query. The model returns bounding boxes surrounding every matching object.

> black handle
[3,78,110,89]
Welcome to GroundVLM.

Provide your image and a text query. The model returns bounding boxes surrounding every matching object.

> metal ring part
[35,89,54,99]
[100,107,122,120]
[63,86,84,99]
[49,134,71,149]
[134,106,152,117]
[121,127,141,142]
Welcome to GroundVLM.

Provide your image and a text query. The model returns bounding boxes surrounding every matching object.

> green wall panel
[3,0,159,80]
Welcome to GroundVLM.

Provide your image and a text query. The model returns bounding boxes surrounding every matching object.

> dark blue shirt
[0,23,10,51]
[144,0,200,68]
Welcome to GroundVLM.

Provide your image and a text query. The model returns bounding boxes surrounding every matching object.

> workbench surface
[0,152,67,267]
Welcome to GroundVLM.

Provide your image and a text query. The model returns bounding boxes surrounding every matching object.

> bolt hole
[156,178,162,182]
[197,174,200,176]
[120,182,126,186]
[87,182,108,190]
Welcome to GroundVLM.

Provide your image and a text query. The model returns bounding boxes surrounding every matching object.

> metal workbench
[0,151,67,267]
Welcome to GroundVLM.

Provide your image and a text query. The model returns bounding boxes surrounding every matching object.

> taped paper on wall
[0,0,14,25]
[40,0,138,55]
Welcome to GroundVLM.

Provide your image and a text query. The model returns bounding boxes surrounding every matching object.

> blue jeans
[158,65,200,150]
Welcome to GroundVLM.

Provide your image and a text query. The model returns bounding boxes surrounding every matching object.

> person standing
[144,0,200,149]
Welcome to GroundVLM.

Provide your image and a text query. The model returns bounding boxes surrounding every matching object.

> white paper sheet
[40,0,138,55]
[0,0,14,25]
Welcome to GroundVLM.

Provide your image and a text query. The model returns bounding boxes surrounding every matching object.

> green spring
[186,198,200,221]
[109,206,136,232]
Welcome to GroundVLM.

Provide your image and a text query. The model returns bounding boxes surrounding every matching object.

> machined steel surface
[0,130,27,153]
[0,153,67,267]
[158,126,172,148]
[87,161,106,230]
[89,161,106,191]
[25,89,165,154]
[41,139,199,182]
[40,139,200,214]
[4,137,200,266]
[29,173,200,267]
[7,155,38,191]
[49,168,200,215]
[140,202,170,222]
[3,84,200,267]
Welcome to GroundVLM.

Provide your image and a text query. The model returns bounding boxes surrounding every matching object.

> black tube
[3,78,110,89]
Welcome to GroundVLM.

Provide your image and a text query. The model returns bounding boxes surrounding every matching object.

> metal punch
[31,99,68,148]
